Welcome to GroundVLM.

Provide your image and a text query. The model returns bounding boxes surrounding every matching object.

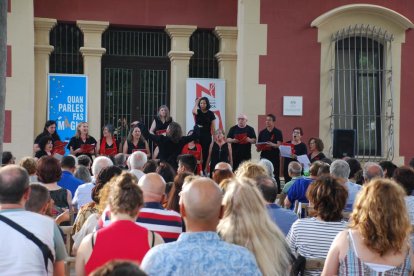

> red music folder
[255,142,271,151]
[80,144,95,153]
[156,129,167,136]
[235,133,248,144]
[52,141,68,155]
[104,147,117,156]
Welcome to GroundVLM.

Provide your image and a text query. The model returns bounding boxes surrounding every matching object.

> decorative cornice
[77,20,109,34]
[80,47,106,57]
[165,25,197,38]
[168,50,194,61]
[311,4,414,30]
[215,52,237,62]
[34,17,57,31]
[214,27,238,40]
[34,45,54,55]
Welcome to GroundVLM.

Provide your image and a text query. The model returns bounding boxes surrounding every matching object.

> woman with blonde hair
[235,160,267,180]
[323,179,414,275]
[218,177,292,275]
[68,122,97,158]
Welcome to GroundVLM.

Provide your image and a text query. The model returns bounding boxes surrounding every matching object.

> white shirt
[130,169,145,180]
[72,181,95,209]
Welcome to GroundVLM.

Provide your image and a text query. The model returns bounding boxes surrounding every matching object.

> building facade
[4,0,414,164]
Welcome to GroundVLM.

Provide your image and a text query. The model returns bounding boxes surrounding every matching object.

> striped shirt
[286,217,348,276]
[98,202,183,243]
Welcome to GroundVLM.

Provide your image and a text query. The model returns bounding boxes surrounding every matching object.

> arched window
[189,29,219,78]
[50,23,83,74]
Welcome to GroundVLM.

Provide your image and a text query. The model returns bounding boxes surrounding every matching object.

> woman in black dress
[34,136,53,159]
[192,97,216,172]
[283,127,308,183]
[67,122,97,158]
[140,121,199,170]
[206,129,233,177]
[122,125,150,158]
[308,137,326,163]
[33,120,61,153]
[149,105,173,134]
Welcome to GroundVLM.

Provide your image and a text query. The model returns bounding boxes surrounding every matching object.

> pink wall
[260,0,414,163]
[34,0,237,28]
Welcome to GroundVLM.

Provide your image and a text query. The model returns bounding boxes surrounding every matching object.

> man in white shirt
[72,156,113,210]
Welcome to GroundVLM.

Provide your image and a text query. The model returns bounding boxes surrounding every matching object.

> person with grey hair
[214,162,233,172]
[363,162,384,183]
[74,165,92,183]
[113,153,127,170]
[129,151,147,180]
[72,156,113,210]
[282,161,302,195]
[330,159,362,211]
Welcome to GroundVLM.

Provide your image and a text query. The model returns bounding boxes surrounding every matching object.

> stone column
[34,17,56,135]
[214,26,237,132]
[77,20,109,140]
[165,25,196,126]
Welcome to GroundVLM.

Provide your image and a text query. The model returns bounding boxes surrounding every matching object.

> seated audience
[212,168,234,187]
[37,156,72,224]
[362,162,384,183]
[90,260,147,276]
[77,154,92,172]
[282,161,302,194]
[75,172,163,276]
[165,172,192,213]
[113,153,128,170]
[257,175,297,235]
[330,159,361,211]
[0,165,66,275]
[392,166,414,224]
[142,160,158,174]
[287,175,348,276]
[177,154,197,174]
[379,160,397,179]
[2,151,15,166]
[214,161,233,172]
[129,151,147,180]
[346,158,362,184]
[284,161,324,209]
[218,177,292,275]
[323,179,414,275]
[58,155,84,198]
[235,160,268,179]
[141,177,261,275]
[75,165,92,183]
[19,156,38,182]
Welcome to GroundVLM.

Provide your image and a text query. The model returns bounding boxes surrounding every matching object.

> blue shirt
[344,181,361,211]
[58,170,84,197]
[141,232,262,276]
[287,177,314,210]
[267,203,298,235]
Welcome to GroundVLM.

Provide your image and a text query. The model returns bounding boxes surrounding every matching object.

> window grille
[330,24,394,161]
[102,29,170,57]
[50,23,83,74]
[189,29,219,78]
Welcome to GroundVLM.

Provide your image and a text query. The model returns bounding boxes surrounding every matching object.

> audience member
[77,154,92,171]
[346,158,362,183]
[258,158,277,184]
[317,163,331,176]
[284,161,324,209]
[155,162,176,184]
[141,177,261,275]
[214,161,232,172]
[113,153,127,170]
[212,168,234,186]
[323,179,413,275]
[72,156,113,210]
[218,177,291,275]
[19,156,38,182]
[37,156,72,224]
[129,151,147,180]
[0,165,66,275]
[2,151,15,166]
[282,161,302,194]
[166,172,192,213]
[330,159,361,211]
[392,166,414,225]
[75,165,92,183]
[287,175,348,276]
[177,154,197,174]
[142,160,158,174]
[379,160,397,179]
[256,175,297,235]
[76,173,163,276]
[90,260,147,276]
[58,155,84,197]
[235,160,267,179]
[363,162,384,183]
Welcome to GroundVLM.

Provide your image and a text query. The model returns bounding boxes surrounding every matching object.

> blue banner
[48,74,88,151]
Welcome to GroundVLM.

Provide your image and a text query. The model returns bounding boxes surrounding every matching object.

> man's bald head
[214,162,233,172]
[138,173,166,202]
[0,165,30,204]
[180,178,222,228]
[363,162,384,183]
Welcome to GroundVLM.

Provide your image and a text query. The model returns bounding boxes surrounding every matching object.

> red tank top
[85,220,150,275]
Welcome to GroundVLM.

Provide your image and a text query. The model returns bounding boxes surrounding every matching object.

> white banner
[186,78,226,134]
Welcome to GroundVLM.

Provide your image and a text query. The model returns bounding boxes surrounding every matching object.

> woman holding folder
[68,122,97,158]
[33,120,61,153]
[97,124,118,157]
